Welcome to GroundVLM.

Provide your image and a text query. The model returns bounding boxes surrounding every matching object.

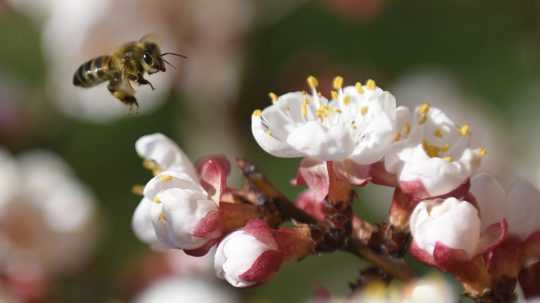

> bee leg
[107,82,139,109]
[137,76,155,90]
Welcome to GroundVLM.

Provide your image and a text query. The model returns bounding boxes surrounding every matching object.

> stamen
[131,185,144,196]
[143,159,161,175]
[307,75,319,90]
[252,109,262,117]
[153,196,161,204]
[434,128,444,138]
[268,92,278,104]
[355,82,364,94]
[478,147,487,157]
[301,98,310,118]
[331,90,338,100]
[422,140,449,158]
[442,156,453,162]
[366,79,376,90]
[418,103,431,115]
[159,212,167,223]
[316,105,331,120]
[458,124,470,136]
[343,95,351,105]
[394,132,401,141]
[403,123,411,136]
[333,76,344,90]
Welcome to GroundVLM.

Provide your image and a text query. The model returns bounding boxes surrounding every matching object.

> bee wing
[139,33,160,44]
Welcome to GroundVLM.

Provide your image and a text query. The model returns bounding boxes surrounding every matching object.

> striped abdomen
[73,56,113,87]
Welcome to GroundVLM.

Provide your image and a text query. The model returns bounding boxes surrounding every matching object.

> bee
[73,34,185,109]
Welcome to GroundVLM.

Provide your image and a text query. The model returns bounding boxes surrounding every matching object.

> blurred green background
[0,0,539,302]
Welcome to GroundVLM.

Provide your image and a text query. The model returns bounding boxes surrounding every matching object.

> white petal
[506,179,540,239]
[150,188,217,250]
[410,198,481,258]
[251,114,301,158]
[286,121,353,161]
[133,277,236,303]
[214,230,271,287]
[143,169,205,200]
[135,133,197,178]
[132,198,158,245]
[470,174,507,230]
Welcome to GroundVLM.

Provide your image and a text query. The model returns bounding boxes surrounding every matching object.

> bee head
[141,42,166,74]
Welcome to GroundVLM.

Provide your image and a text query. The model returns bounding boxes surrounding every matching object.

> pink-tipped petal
[295,190,326,222]
[192,210,223,239]
[410,240,437,266]
[184,239,219,257]
[332,159,370,186]
[196,155,231,202]
[433,241,469,271]
[243,219,277,247]
[295,158,330,202]
[476,219,508,255]
[238,250,283,284]
[369,161,398,187]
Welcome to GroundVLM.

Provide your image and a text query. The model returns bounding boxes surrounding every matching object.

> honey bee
[73,34,185,109]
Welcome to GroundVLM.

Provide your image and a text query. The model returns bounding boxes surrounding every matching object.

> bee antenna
[162,58,176,70]
[161,52,187,59]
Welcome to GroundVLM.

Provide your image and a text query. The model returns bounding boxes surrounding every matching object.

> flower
[0,148,98,300]
[214,219,284,287]
[133,277,236,303]
[409,173,540,295]
[252,76,398,164]
[132,133,229,256]
[252,76,399,201]
[384,104,486,200]
[214,219,313,287]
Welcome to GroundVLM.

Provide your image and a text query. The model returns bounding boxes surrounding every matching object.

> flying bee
[73,34,185,109]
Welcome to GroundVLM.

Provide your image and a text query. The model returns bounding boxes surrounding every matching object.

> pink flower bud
[214,220,283,287]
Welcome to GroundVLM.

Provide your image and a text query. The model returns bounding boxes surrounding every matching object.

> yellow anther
[331,90,338,100]
[131,185,144,196]
[159,175,173,182]
[153,196,161,204]
[355,82,364,94]
[422,140,449,158]
[394,132,401,142]
[343,95,351,105]
[159,212,167,223]
[252,109,262,117]
[307,75,319,89]
[351,121,357,129]
[366,79,377,90]
[434,128,444,138]
[360,106,369,116]
[478,147,487,157]
[333,76,344,90]
[315,105,331,120]
[268,92,278,103]
[143,159,161,175]
[442,156,453,162]
[459,124,471,136]
[301,98,309,118]
[418,103,431,115]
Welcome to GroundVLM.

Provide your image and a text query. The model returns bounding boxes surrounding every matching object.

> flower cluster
[132,134,313,287]
[131,76,540,301]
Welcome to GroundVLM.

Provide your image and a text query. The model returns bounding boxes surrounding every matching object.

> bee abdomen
[73,56,112,87]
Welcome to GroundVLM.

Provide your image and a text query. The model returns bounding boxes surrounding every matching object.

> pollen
[252,109,262,117]
[366,79,376,90]
[159,212,167,223]
[307,75,319,89]
[360,106,369,116]
[458,124,470,136]
[331,90,338,100]
[403,122,411,136]
[268,92,278,103]
[159,175,173,182]
[442,156,453,162]
[422,140,449,158]
[394,132,401,142]
[333,76,344,90]
[153,196,161,204]
[355,82,364,94]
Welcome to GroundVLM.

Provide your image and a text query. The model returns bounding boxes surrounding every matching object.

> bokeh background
[0,0,539,302]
